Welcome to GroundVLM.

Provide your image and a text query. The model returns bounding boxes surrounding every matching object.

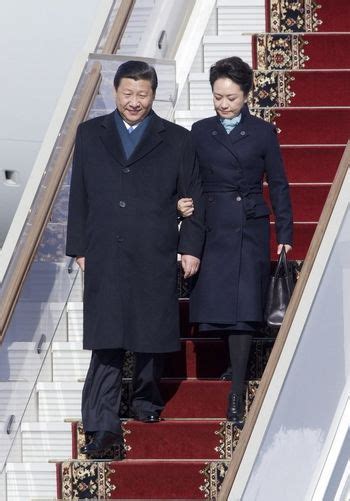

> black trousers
[81,349,164,435]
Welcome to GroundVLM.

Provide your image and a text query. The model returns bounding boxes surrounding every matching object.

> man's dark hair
[113,60,158,93]
[209,57,253,96]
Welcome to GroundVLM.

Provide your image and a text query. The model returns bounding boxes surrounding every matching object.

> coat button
[122,167,130,173]
[116,235,124,243]
[236,196,242,202]
[211,131,218,136]
[119,201,126,208]
[240,131,246,136]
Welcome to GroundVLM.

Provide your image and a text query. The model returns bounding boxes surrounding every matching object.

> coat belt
[203,183,263,219]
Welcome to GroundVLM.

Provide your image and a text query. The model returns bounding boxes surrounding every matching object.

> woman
[178,57,293,428]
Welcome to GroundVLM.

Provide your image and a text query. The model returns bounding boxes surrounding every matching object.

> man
[66,60,204,456]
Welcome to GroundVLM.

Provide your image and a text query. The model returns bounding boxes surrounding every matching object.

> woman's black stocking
[227,331,253,395]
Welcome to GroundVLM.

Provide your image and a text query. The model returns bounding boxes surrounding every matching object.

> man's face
[115,78,155,125]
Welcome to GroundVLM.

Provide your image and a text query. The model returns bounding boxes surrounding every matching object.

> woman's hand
[177,198,194,218]
[277,244,292,255]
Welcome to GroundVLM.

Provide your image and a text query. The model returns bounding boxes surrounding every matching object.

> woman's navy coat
[189,105,293,325]
[66,111,204,352]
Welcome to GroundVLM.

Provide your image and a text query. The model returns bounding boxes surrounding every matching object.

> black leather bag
[265,247,295,329]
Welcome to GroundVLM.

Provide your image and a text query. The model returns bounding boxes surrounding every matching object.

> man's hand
[181,254,200,278]
[177,198,194,218]
[76,256,85,271]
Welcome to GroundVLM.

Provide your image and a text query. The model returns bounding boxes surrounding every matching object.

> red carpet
[55,1,348,498]
[71,420,238,460]
[271,223,316,260]
[266,0,350,33]
[281,146,342,183]
[253,34,350,70]
[265,184,330,222]
[253,70,350,107]
[163,338,230,378]
[57,459,229,499]
[253,107,350,145]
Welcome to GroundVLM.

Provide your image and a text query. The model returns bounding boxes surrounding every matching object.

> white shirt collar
[123,119,141,130]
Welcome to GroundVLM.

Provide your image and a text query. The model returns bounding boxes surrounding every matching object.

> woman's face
[212,77,247,119]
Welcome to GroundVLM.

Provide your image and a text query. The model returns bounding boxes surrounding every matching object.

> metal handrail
[0,0,135,344]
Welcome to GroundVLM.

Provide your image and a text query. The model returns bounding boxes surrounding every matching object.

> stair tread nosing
[71,419,239,460]
[56,459,229,500]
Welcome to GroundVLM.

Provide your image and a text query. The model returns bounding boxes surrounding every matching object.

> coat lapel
[210,106,251,157]
[99,112,127,166]
[99,111,165,167]
[126,111,165,166]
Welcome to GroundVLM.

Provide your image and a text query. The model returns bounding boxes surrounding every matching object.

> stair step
[51,338,231,381]
[0,382,37,422]
[51,342,87,382]
[268,184,330,222]
[36,380,232,420]
[56,459,228,499]
[0,342,52,382]
[166,338,275,379]
[281,146,342,183]
[265,0,350,33]
[36,382,83,422]
[217,0,265,36]
[162,380,230,418]
[71,419,239,460]
[6,463,56,500]
[67,302,84,342]
[272,107,350,145]
[254,70,350,107]
[21,422,71,462]
[203,34,254,70]
[117,0,154,56]
[271,106,350,145]
[253,34,350,71]
[271,222,316,260]
[189,70,350,109]
[175,107,350,145]
[57,316,275,381]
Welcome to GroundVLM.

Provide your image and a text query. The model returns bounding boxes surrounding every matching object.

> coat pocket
[253,203,271,218]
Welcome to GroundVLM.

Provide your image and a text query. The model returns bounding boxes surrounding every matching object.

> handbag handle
[274,245,289,278]
[274,245,293,295]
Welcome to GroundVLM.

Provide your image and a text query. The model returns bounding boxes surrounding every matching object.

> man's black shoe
[220,366,232,380]
[80,430,122,455]
[133,413,161,423]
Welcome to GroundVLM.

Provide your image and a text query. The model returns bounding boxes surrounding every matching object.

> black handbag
[265,246,296,329]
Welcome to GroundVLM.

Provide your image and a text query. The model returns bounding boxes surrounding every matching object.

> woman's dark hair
[209,57,253,95]
[113,60,158,93]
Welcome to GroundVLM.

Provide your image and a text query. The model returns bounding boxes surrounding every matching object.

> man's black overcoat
[66,111,204,352]
[189,105,293,325]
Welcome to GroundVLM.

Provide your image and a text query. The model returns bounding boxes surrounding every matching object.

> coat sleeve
[264,125,293,246]
[177,133,205,258]
[66,124,88,257]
